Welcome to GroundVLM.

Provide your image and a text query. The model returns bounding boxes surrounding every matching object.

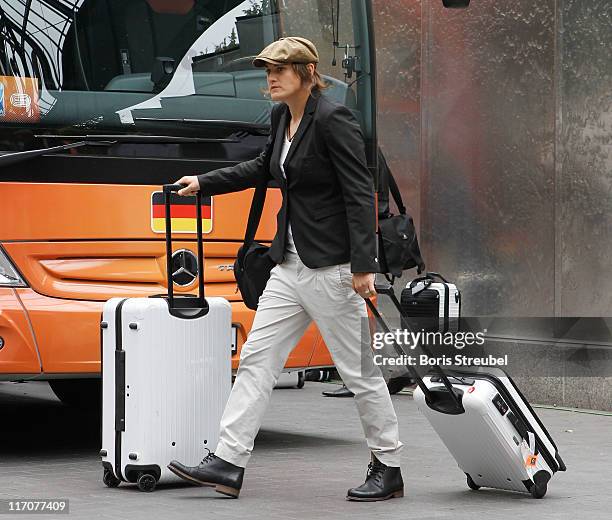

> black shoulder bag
[233,174,276,310]
[377,169,426,281]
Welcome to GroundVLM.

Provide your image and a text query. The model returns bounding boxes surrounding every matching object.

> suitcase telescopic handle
[162,184,208,317]
[368,282,464,414]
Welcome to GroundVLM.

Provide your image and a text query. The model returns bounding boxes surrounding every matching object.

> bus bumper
[1,288,325,378]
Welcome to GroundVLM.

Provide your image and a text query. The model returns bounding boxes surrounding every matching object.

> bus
[0,0,378,405]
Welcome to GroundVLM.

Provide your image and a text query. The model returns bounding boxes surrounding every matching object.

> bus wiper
[133,117,271,136]
[35,134,240,144]
[0,141,113,168]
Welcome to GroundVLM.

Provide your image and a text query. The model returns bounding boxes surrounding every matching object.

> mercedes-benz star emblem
[171,249,198,287]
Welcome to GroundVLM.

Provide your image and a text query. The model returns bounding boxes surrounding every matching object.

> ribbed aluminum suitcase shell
[413,368,566,497]
[401,274,461,333]
[100,295,232,488]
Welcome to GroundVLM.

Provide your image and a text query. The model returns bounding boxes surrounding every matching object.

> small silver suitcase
[401,272,461,333]
[413,368,566,498]
[100,185,232,492]
[367,284,566,499]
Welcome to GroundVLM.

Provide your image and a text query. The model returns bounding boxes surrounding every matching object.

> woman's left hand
[353,273,376,298]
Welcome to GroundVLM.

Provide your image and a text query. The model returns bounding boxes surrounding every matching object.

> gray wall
[374,0,612,410]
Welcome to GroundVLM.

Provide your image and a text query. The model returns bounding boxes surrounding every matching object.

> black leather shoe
[322,384,354,397]
[168,450,244,498]
[387,376,418,395]
[346,456,404,501]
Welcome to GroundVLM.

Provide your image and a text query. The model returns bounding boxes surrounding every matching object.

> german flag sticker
[151,192,213,234]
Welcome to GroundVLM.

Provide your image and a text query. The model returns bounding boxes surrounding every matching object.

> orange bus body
[0,182,333,378]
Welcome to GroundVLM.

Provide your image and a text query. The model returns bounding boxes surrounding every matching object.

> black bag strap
[383,273,397,285]
[387,170,406,216]
[241,175,268,259]
[239,106,281,259]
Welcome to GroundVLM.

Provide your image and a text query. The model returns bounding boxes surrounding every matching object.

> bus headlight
[0,246,27,287]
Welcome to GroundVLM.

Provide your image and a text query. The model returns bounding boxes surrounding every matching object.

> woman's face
[265,63,314,102]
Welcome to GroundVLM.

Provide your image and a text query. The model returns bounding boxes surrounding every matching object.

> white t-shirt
[279,134,298,254]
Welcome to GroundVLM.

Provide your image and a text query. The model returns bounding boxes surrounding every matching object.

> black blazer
[196,92,378,273]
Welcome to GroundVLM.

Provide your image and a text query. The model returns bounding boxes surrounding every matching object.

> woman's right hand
[173,176,200,196]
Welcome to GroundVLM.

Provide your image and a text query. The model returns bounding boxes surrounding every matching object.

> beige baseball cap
[253,37,319,67]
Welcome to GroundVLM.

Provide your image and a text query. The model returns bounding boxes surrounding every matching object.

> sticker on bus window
[0,76,40,122]
[151,191,213,234]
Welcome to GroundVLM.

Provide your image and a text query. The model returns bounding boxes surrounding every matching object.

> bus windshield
[0,0,374,145]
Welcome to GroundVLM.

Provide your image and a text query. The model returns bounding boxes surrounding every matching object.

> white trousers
[214,249,404,468]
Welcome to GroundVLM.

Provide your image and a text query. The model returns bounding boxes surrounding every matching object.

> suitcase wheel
[137,473,157,493]
[103,469,121,488]
[530,470,549,498]
[466,474,481,491]
[530,482,547,499]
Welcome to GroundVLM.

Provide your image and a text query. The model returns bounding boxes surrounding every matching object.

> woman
[167,37,404,501]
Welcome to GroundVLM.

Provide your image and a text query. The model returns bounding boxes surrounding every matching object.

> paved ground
[0,380,610,520]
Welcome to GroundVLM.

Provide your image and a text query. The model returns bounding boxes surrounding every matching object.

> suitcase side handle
[162,184,208,317]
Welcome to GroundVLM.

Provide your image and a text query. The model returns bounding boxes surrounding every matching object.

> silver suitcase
[400,272,461,333]
[100,185,232,492]
[368,284,566,499]
[413,368,566,498]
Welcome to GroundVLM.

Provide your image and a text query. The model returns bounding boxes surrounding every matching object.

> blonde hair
[262,62,329,97]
